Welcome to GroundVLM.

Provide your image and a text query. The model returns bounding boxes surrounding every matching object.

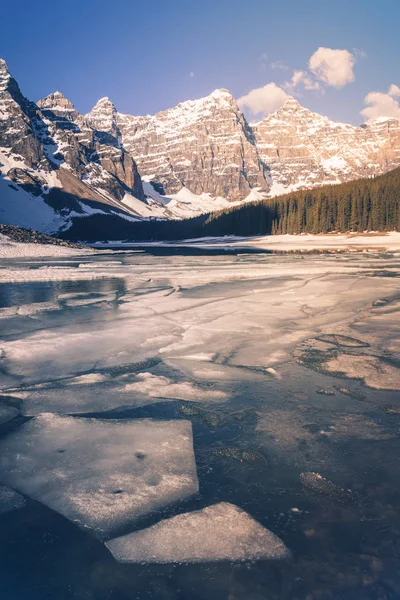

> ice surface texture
[0,403,19,425]
[106,502,290,563]
[0,413,199,538]
[0,485,26,515]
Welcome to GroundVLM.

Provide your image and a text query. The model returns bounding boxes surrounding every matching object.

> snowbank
[0,234,92,259]
[93,232,400,252]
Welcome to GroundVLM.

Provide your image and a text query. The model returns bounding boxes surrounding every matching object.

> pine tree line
[63,167,400,242]
[205,167,400,236]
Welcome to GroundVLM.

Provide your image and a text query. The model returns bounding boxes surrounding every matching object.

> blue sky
[1,0,399,124]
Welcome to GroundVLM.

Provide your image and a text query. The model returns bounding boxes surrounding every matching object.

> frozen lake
[0,247,400,599]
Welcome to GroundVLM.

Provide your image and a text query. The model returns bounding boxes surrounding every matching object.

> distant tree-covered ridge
[203,166,400,236]
[63,167,400,242]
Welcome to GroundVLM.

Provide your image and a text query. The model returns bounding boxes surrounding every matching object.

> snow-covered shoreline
[91,232,400,252]
[0,234,93,259]
[3,231,400,260]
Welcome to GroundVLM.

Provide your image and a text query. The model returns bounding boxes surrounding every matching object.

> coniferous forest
[63,167,400,242]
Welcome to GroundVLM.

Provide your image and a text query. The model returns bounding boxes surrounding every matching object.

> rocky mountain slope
[87,90,269,202]
[0,59,160,234]
[1,56,400,239]
[87,92,400,205]
[252,97,400,194]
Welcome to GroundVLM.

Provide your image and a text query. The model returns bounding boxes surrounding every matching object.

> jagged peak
[97,96,112,104]
[169,87,236,114]
[249,97,307,127]
[89,96,116,113]
[0,58,10,72]
[37,91,77,112]
[254,96,331,126]
[368,115,400,126]
[0,58,12,91]
[209,88,233,99]
[281,96,302,110]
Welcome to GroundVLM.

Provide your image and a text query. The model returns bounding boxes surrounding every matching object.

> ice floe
[0,485,26,515]
[0,413,199,538]
[122,372,228,401]
[106,502,290,563]
[0,402,19,424]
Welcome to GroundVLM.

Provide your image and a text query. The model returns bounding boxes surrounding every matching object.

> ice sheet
[1,253,399,419]
[122,373,228,401]
[0,413,199,538]
[0,485,26,515]
[0,402,19,424]
[106,502,290,563]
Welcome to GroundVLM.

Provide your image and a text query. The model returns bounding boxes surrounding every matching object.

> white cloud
[353,48,367,59]
[361,85,400,122]
[284,70,321,92]
[309,47,355,88]
[389,84,400,97]
[258,53,269,71]
[237,82,289,117]
[270,60,289,72]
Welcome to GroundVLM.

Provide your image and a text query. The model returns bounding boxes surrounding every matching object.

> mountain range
[0,57,399,237]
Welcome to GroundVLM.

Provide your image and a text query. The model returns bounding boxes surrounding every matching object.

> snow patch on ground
[0,234,93,259]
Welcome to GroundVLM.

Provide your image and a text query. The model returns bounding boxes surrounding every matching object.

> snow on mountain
[36,91,145,202]
[87,89,270,203]
[1,55,400,237]
[253,97,400,193]
[87,89,400,209]
[0,59,156,234]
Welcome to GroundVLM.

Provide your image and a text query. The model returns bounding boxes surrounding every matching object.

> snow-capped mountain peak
[1,55,400,236]
[280,96,302,111]
[86,96,119,137]
[252,96,400,194]
[0,58,11,91]
[102,87,269,203]
[38,92,80,121]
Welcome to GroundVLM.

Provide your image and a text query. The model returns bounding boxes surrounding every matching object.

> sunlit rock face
[0,59,151,234]
[0,57,145,204]
[2,53,400,230]
[0,58,46,169]
[252,98,400,194]
[87,91,400,203]
[37,92,145,201]
[88,89,270,202]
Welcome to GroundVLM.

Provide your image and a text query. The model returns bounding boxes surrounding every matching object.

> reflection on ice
[106,502,290,563]
[122,372,228,401]
[0,414,199,538]
[0,250,400,597]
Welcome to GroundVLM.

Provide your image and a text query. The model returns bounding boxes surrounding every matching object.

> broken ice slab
[0,402,19,425]
[0,413,199,538]
[106,502,290,563]
[0,485,26,515]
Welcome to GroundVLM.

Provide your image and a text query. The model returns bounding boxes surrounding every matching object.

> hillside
[61,167,400,241]
[1,57,400,236]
